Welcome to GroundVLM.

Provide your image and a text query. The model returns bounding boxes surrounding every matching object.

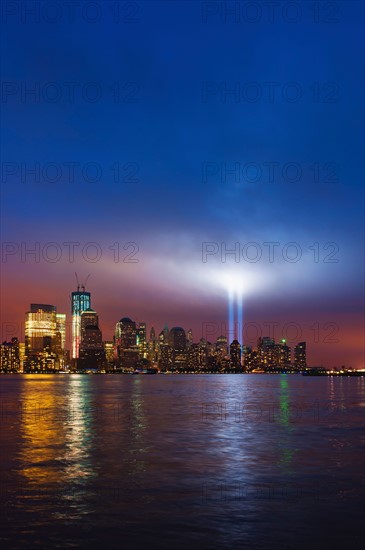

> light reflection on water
[277,375,296,472]
[19,376,63,489]
[59,376,96,518]
[1,374,364,549]
[128,377,147,475]
[16,376,97,520]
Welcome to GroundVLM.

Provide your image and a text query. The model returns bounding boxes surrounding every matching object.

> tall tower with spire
[71,274,91,359]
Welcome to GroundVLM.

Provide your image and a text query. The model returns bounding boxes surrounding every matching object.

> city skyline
[1,274,363,368]
[2,302,308,373]
[1,278,363,370]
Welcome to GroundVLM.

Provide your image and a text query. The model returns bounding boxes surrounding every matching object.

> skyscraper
[197,338,208,370]
[294,342,307,370]
[18,342,25,372]
[158,339,172,371]
[79,308,105,370]
[0,338,20,372]
[103,341,114,369]
[230,339,242,371]
[187,329,193,348]
[114,317,138,369]
[24,304,65,372]
[56,314,66,348]
[137,322,147,358]
[115,318,137,349]
[168,327,187,371]
[56,313,66,368]
[148,326,157,362]
[25,304,57,355]
[258,336,276,369]
[216,335,228,358]
[278,339,291,369]
[81,308,99,340]
[71,285,91,359]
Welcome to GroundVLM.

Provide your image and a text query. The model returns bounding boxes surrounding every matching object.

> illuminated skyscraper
[279,339,291,369]
[158,340,172,371]
[137,322,147,358]
[216,335,228,358]
[258,336,276,368]
[71,285,91,359]
[243,345,258,371]
[56,313,66,367]
[148,326,157,362]
[81,308,98,340]
[56,313,66,350]
[19,342,25,372]
[80,325,103,350]
[0,338,20,372]
[197,338,208,370]
[157,327,171,370]
[187,329,193,348]
[230,339,242,370]
[103,341,114,369]
[25,304,57,355]
[294,341,307,369]
[24,304,65,372]
[79,308,105,370]
[115,318,137,349]
[168,327,187,371]
[114,317,138,369]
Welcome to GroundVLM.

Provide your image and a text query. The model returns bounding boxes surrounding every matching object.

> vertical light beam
[228,289,234,344]
[237,290,243,344]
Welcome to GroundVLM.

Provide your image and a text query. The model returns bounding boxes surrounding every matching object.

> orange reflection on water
[18,375,96,518]
[19,375,66,488]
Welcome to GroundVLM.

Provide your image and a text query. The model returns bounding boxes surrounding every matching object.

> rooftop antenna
[74,272,91,292]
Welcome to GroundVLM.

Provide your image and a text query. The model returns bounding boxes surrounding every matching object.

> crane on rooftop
[75,272,91,292]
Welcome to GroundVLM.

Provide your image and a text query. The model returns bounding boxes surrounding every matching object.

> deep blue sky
[1,1,364,366]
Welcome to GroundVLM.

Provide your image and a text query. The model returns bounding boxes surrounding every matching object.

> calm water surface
[1,374,364,549]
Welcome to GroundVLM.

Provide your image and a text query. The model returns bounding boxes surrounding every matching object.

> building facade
[71,289,91,359]
[24,304,65,372]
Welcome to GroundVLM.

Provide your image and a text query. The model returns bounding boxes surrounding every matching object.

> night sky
[1,1,364,367]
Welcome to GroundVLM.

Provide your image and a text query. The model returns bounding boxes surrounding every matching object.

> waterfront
[1,374,364,549]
